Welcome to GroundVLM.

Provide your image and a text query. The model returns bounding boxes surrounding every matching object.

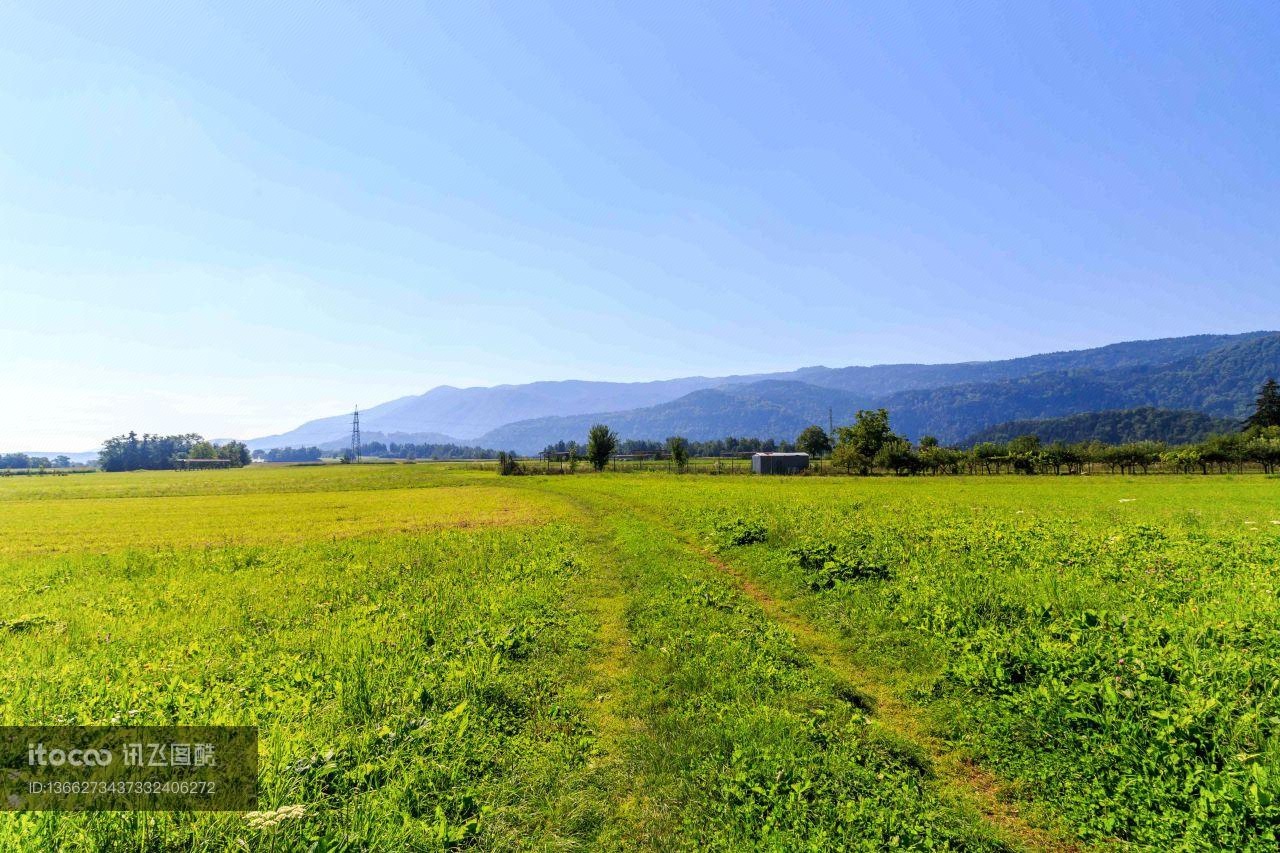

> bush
[788,541,889,590]
[497,451,523,476]
[709,516,768,547]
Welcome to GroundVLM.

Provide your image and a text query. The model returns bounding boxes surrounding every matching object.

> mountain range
[247,331,1280,455]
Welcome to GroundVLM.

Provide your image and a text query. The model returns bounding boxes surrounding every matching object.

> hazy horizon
[11,329,1277,453]
[5,3,1279,449]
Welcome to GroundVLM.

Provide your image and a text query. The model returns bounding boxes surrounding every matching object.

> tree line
[250,442,501,464]
[513,426,807,475]
[353,441,500,461]
[98,432,251,471]
[503,379,1280,476]
[538,435,798,461]
[0,453,75,470]
[253,446,325,463]
[796,379,1280,475]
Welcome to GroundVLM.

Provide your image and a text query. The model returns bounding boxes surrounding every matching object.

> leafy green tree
[874,437,920,475]
[263,446,324,462]
[188,441,218,459]
[1201,433,1245,472]
[1102,440,1165,474]
[217,440,251,467]
[918,435,939,449]
[1040,441,1079,475]
[1007,434,1042,474]
[969,442,1005,475]
[1007,434,1041,456]
[830,443,869,474]
[666,436,689,471]
[1131,441,1165,474]
[586,424,618,471]
[1162,446,1208,474]
[1243,426,1280,473]
[919,445,962,475]
[796,425,832,458]
[1246,378,1280,429]
[833,409,897,474]
[836,409,894,457]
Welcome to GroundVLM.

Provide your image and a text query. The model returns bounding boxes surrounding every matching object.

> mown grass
[0,484,556,559]
[0,461,489,503]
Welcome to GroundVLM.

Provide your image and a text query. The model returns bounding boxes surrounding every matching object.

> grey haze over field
[4,4,1279,449]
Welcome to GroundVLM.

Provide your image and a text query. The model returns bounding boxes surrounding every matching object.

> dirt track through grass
[605,494,1086,852]
[531,483,1012,848]
[553,512,657,847]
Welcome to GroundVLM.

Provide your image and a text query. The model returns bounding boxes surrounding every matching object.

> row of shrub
[895,429,1280,476]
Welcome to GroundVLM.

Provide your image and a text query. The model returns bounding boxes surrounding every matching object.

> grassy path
[530,482,1013,850]
[681,532,1079,852]
[553,481,1087,852]
[556,514,672,848]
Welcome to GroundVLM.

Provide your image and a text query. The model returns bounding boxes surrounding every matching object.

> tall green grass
[0,525,607,850]
[567,473,1280,847]
[5,463,1279,848]
[576,503,1003,849]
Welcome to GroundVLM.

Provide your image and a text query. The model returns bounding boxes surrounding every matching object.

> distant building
[751,452,809,475]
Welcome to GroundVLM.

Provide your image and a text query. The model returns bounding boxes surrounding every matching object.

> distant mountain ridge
[14,450,99,464]
[247,331,1279,454]
[786,333,1268,396]
[246,376,746,450]
[475,380,867,452]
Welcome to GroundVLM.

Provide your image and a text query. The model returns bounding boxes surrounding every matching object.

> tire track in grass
[536,484,1012,849]
[545,498,673,847]
[488,480,675,846]
[625,503,1086,853]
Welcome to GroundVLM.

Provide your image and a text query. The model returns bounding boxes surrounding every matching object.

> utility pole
[828,407,834,437]
[351,406,361,463]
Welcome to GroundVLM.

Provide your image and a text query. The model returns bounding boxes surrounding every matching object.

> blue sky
[3,2,1278,449]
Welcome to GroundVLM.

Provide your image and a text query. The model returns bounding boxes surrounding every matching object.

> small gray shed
[751,452,810,475]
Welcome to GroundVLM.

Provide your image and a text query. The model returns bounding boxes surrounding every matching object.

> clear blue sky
[4,2,1278,450]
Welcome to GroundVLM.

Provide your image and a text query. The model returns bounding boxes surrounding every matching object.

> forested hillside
[961,408,1239,447]
[884,334,1280,442]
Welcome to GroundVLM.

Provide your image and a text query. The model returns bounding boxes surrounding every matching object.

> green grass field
[2,464,1279,850]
